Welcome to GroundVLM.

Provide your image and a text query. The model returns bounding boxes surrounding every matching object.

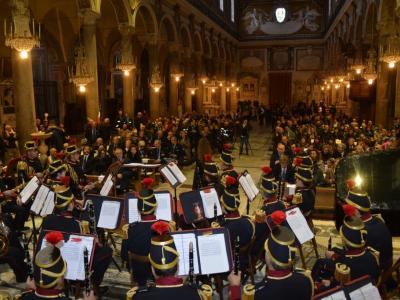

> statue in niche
[242,6,320,35]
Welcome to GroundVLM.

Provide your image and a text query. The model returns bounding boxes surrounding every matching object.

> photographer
[239,119,250,155]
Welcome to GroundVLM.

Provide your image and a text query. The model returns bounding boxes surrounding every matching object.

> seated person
[273,155,295,184]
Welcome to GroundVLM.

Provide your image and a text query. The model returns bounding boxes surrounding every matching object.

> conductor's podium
[314,187,335,219]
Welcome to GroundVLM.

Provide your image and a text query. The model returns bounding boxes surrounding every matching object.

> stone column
[220,82,227,112]
[169,77,179,115]
[82,10,100,121]
[149,45,160,118]
[230,87,238,113]
[184,88,193,113]
[120,26,136,118]
[376,63,390,126]
[395,65,400,118]
[12,51,36,148]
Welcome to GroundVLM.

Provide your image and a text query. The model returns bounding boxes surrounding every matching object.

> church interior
[0,0,400,299]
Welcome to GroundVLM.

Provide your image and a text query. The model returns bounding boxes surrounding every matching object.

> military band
[0,140,395,300]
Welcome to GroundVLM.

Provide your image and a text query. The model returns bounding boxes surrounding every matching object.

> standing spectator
[239,119,250,155]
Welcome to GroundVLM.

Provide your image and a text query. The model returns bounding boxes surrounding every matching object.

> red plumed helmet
[346,179,356,190]
[294,157,303,166]
[142,177,154,187]
[61,176,70,187]
[56,151,65,160]
[225,176,236,186]
[294,147,302,154]
[261,166,272,174]
[204,153,213,162]
[45,231,64,246]
[151,221,170,236]
[271,210,286,225]
[342,204,357,217]
[223,143,231,151]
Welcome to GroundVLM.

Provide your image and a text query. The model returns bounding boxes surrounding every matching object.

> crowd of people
[0,102,398,300]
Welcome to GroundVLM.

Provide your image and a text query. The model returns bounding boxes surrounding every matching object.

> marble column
[82,11,100,121]
[376,63,390,126]
[149,46,160,118]
[169,78,179,115]
[220,82,227,112]
[230,87,238,113]
[12,51,36,148]
[184,88,193,113]
[395,65,400,118]
[120,26,136,118]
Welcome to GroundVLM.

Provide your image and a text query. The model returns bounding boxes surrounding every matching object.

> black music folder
[171,227,233,276]
[179,187,222,224]
[160,162,187,188]
[82,194,124,230]
[39,231,96,281]
[125,190,173,223]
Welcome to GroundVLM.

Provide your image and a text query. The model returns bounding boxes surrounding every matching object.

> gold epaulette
[211,221,220,228]
[372,213,385,223]
[255,209,266,223]
[198,284,212,300]
[335,263,351,285]
[126,287,138,300]
[168,220,177,232]
[122,224,129,240]
[292,192,303,205]
[16,160,28,171]
[243,284,255,300]
[367,246,380,265]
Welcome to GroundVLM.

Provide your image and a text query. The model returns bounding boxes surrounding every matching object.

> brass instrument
[0,217,9,258]
[199,284,213,300]
[243,284,255,300]
[334,263,351,285]
[292,192,303,205]
[210,203,220,228]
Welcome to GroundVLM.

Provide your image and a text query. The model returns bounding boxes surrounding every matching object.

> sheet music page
[41,191,55,217]
[286,184,297,196]
[128,197,141,223]
[20,176,40,204]
[197,233,230,274]
[161,166,178,186]
[97,200,120,229]
[100,175,113,196]
[320,290,347,300]
[245,173,259,199]
[155,193,172,221]
[285,207,314,244]
[200,189,222,218]
[168,162,187,184]
[349,283,381,300]
[172,233,199,276]
[239,175,255,200]
[31,185,49,214]
[68,235,95,281]
[124,162,161,168]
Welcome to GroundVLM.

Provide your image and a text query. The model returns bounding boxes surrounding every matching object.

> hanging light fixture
[380,34,400,69]
[364,48,378,85]
[69,45,94,93]
[171,64,184,82]
[5,1,41,59]
[350,48,366,75]
[117,52,136,76]
[150,65,163,92]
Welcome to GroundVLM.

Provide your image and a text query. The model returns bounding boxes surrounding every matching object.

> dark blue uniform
[296,188,315,216]
[253,270,313,300]
[20,291,70,300]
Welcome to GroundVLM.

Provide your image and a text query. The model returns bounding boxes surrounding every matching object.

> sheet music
[245,173,259,199]
[200,189,222,218]
[20,176,40,204]
[286,184,296,196]
[285,207,314,244]
[197,233,230,275]
[172,233,200,276]
[31,185,49,214]
[239,175,255,200]
[349,283,381,300]
[97,200,120,229]
[124,162,161,168]
[155,193,172,221]
[168,162,187,184]
[100,175,113,196]
[320,290,347,300]
[161,166,178,186]
[128,197,141,223]
[41,191,55,217]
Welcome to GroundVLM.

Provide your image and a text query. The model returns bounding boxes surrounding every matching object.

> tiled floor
[1,122,399,299]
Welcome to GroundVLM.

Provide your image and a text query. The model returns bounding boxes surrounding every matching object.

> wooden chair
[378,257,400,299]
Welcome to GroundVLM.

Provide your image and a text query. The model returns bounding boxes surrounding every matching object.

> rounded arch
[193,31,203,53]
[159,15,178,43]
[132,3,158,35]
[212,40,220,59]
[104,0,132,25]
[180,24,192,49]
[204,37,212,57]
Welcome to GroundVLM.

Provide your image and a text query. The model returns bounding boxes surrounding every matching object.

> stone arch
[219,41,226,61]
[159,15,178,43]
[107,0,132,26]
[204,37,212,57]
[212,40,220,59]
[363,2,378,44]
[132,2,158,35]
[180,24,192,49]
[193,31,203,53]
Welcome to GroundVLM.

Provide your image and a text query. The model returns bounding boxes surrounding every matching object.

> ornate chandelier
[5,0,40,59]
[117,52,136,76]
[171,64,184,82]
[363,48,377,85]
[380,34,400,68]
[150,65,163,92]
[68,45,94,93]
[350,49,366,74]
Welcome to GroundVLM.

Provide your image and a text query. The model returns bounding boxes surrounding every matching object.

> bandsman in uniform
[344,179,393,271]
[64,145,84,195]
[239,210,314,300]
[126,221,212,300]
[201,153,223,197]
[220,176,255,272]
[123,178,159,286]
[16,141,44,185]
[41,160,113,296]
[219,144,239,188]
[314,205,380,286]
[20,231,95,300]
[292,157,315,217]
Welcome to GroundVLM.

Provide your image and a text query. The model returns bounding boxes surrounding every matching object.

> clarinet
[23,233,33,279]
[234,236,240,275]
[189,241,194,285]
[328,236,332,251]
[87,200,97,236]
[83,247,91,296]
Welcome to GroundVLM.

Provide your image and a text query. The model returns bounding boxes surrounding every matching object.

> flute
[83,247,91,296]
[23,233,33,279]
[189,241,194,285]
[234,236,240,275]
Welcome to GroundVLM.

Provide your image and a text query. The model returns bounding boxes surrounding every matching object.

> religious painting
[240,75,258,99]
[296,47,323,71]
[269,48,293,71]
[239,1,323,38]
[0,80,15,114]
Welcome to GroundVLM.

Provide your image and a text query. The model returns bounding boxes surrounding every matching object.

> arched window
[220,0,224,11]
[231,0,235,22]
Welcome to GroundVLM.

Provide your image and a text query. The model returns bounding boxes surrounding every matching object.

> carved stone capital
[80,9,100,25]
